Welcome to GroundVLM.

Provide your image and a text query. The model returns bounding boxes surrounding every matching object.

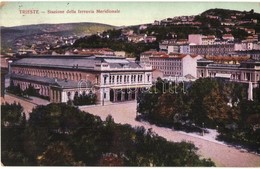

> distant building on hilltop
[140,51,202,78]
[188,34,216,45]
[167,44,190,54]
[76,48,115,56]
[222,34,235,41]
[233,50,260,61]
[160,35,236,56]
[190,43,234,56]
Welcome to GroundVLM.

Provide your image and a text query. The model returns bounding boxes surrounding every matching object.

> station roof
[11,73,92,89]
[11,55,143,70]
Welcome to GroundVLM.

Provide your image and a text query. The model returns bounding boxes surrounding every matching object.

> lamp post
[169,76,172,93]
[175,74,179,94]
[202,122,205,136]
[102,87,105,106]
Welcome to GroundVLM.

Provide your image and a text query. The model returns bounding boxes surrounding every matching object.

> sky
[1,1,260,27]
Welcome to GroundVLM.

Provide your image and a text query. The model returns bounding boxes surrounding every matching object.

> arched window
[67,91,71,100]
[75,74,78,81]
[119,76,122,83]
[75,91,78,97]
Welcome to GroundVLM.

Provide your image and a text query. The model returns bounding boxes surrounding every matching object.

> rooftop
[11,73,92,89]
[12,56,97,70]
[11,55,144,70]
[208,64,240,68]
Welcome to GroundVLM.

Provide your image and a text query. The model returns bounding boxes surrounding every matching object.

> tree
[1,151,30,166]
[37,142,84,166]
[73,92,96,106]
[24,84,39,96]
[239,100,260,128]
[253,85,260,102]
[1,102,25,127]
[203,87,231,124]
[73,35,158,58]
[137,90,159,119]
[98,153,124,166]
[28,103,98,135]
[153,92,176,125]
[137,79,191,126]
[232,28,248,40]
[2,102,215,166]
[188,78,219,126]
[8,81,23,96]
[1,102,28,166]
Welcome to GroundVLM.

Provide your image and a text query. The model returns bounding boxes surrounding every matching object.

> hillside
[200,8,260,20]
[130,8,260,41]
[1,22,115,52]
[2,8,259,55]
[71,8,260,59]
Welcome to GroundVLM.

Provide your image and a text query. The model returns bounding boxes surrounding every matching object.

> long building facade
[10,55,152,103]
[190,44,234,56]
[197,58,260,87]
[140,51,202,79]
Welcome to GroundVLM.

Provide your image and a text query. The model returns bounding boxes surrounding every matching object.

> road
[1,94,37,119]
[80,101,260,167]
[1,93,49,119]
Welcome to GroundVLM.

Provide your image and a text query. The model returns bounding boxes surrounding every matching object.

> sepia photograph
[1,1,260,167]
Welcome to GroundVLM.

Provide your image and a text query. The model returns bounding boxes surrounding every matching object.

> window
[124,76,126,83]
[117,76,119,83]
[120,76,122,83]
[96,76,99,84]
[104,76,107,84]
[147,74,150,82]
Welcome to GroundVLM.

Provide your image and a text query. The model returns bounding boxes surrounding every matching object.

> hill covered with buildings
[136,8,260,41]
[1,22,115,53]
[2,8,260,57]
[69,8,260,58]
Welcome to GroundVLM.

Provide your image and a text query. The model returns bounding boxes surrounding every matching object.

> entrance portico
[109,87,147,102]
